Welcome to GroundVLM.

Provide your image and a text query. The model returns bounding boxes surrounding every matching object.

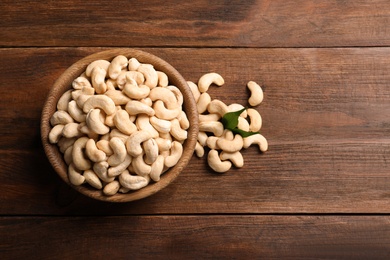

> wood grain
[1,215,389,259]
[1,0,390,47]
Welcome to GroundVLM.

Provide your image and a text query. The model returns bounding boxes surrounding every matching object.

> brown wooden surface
[1,1,390,258]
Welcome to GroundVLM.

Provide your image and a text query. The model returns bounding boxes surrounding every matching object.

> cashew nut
[157,71,169,87]
[150,116,171,134]
[217,134,243,153]
[57,137,77,153]
[207,99,229,117]
[103,180,120,196]
[198,72,224,93]
[132,154,152,176]
[62,122,81,138]
[93,161,115,183]
[220,151,244,168]
[166,85,183,106]
[247,81,264,106]
[108,154,132,177]
[136,114,159,138]
[96,139,113,156]
[107,137,127,167]
[68,163,85,186]
[104,89,131,105]
[194,141,205,157]
[109,129,130,144]
[125,100,155,116]
[86,109,110,135]
[119,170,150,190]
[153,100,181,120]
[228,103,247,117]
[199,121,224,137]
[155,137,172,152]
[170,119,187,141]
[50,110,74,126]
[126,130,153,157]
[207,149,232,173]
[197,131,208,146]
[72,76,92,90]
[108,55,128,80]
[199,113,220,123]
[91,66,107,94]
[143,138,159,164]
[57,89,73,111]
[197,92,211,114]
[164,141,183,168]
[113,109,137,135]
[82,95,116,115]
[64,146,73,165]
[187,81,201,102]
[49,124,64,144]
[177,111,190,130]
[243,134,268,152]
[85,60,110,77]
[123,79,150,100]
[85,138,107,162]
[68,100,86,122]
[237,117,250,132]
[149,87,179,110]
[128,57,141,71]
[116,71,144,89]
[149,155,165,182]
[206,136,220,150]
[247,108,262,132]
[72,137,92,171]
[83,169,103,189]
[137,64,158,89]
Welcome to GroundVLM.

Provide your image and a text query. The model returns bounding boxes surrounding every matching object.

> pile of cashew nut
[188,72,268,173]
[49,55,190,196]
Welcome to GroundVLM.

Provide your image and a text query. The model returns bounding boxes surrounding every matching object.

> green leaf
[220,107,260,137]
[231,128,259,138]
[221,107,246,130]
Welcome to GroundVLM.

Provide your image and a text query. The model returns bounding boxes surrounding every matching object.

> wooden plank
[1,140,390,214]
[1,1,390,47]
[1,215,389,258]
[1,47,390,150]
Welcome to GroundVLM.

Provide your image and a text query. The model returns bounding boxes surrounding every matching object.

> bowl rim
[40,48,199,202]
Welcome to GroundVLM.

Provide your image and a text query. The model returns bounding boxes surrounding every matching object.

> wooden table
[1,1,390,258]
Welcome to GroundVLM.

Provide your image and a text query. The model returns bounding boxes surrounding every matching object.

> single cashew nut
[49,124,64,144]
[57,137,77,153]
[91,66,108,94]
[83,169,103,189]
[116,71,144,89]
[187,81,201,102]
[237,117,250,132]
[198,72,224,93]
[83,95,116,115]
[108,154,132,177]
[197,92,211,114]
[199,121,224,137]
[62,122,81,138]
[108,55,128,80]
[119,170,150,190]
[217,134,244,153]
[72,137,92,171]
[72,76,92,90]
[197,131,208,146]
[126,130,153,157]
[136,114,159,138]
[206,136,220,150]
[78,121,99,140]
[153,100,181,120]
[155,137,172,152]
[104,89,131,105]
[132,154,152,176]
[150,116,171,134]
[50,110,74,126]
[68,100,86,122]
[125,100,155,116]
[114,109,137,135]
[170,119,187,142]
[177,111,190,130]
[199,113,221,123]
[149,155,165,182]
[109,129,130,144]
[243,134,268,152]
[86,109,110,135]
[68,163,85,186]
[107,137,127,167]
[166,85,183,106]
[164,141,183,168]
[194,141,205,157]
[149,87,179,110]
[103,180,120,196]
[247,108,262,132]
[207,149,232,173]
[128,57,141,71]
[143,138,159,164]
[93,161,115,183]
[247,81,264,106]
[57,89,73,111]
[207,99,229,117]
[85,138,107,163]
[123,79,150,100]
[64,146,73,165]
[96,139,113,156]
[220,151,244,168]
[157,71,169,87]
[85,60,110,77]
[137,63,158,89]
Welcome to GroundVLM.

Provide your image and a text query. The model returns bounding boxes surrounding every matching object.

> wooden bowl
[41,48,199,202]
